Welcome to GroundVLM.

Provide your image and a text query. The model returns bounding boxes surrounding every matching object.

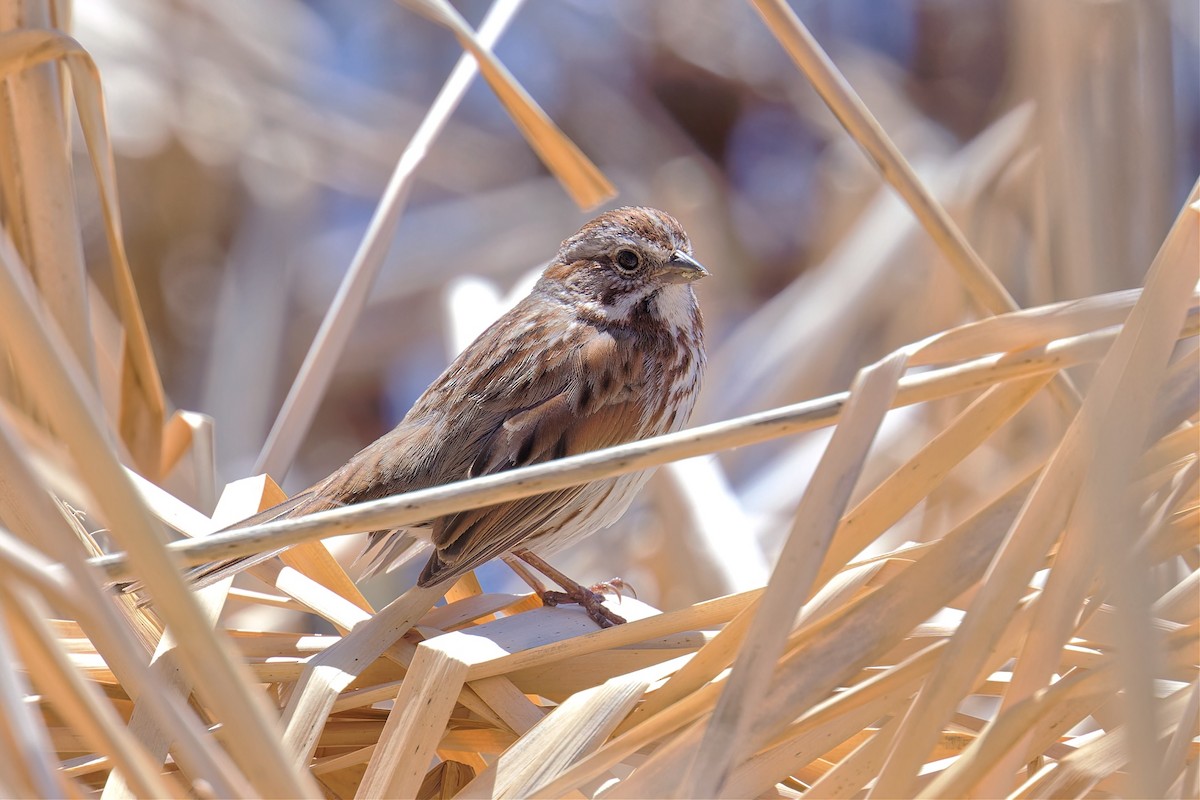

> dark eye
[615,249,640,274]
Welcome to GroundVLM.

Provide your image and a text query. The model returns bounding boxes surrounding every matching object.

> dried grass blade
[61,34,165,474]
[278,541,372,614]
[257,560,376,631]
[719,645,940,800]
[608,558,884,763]
[465,660,670,799]
[159,411,216,510]
[1140,423,1200,479]
[615,595,761,736]
[750,467,1038,749]
[355,641,473,799]
[100,481,273,799]
[226,587,299,610]
[727,593,1036,800]
[463,589,756,682]
[871,187,1200,798]
[804,715,901,799]
[396,0,614,210]
[126,468,218,539]
[445,572,485,603]
[688,353,908,797]
[981,455,1197,796]
[467,675,545,734]
[964,639,1197,800]
[0,598,67,798]
[533,679,726,799]
[600,717,711,799]
[736,4,986,313]
[0,28,96,397]
[1154,566,1200,624]
[1159,679,1200,792]
[101,581,234,798]
[0,425,250,795]
[747,0,1081,415]
[281,584,447,765]
[0,232,316,797]
[817,374,1052,586]
[1150,342,1200,440]
[1097,286,1200,797]
[420,593,528,630]
[0,29,164,472]
[0,585,177,798]
[908,288,1155,367]
[137,473,376,629]
[418,760,476,799]
[254,0,533,479]
[160,411,195,481]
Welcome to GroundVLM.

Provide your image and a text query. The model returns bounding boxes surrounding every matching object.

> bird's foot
[513,550,628,627]
[540,586,626,628]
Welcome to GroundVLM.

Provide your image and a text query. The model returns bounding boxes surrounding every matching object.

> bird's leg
[501,554,549,596]
[513,550,626,628]
[503,553,634,612]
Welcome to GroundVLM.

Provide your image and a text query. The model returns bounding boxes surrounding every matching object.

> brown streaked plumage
[185,207,707,626]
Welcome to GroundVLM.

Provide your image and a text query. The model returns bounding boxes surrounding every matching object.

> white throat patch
[652,284,696,334]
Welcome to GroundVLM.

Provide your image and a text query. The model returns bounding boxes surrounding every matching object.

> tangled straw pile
[0,1,1196,798]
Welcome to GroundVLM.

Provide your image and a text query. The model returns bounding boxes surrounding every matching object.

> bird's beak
[659,250,709,284]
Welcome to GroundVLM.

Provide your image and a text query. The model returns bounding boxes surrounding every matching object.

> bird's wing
[415,333,652,587]
[171,323,648,590]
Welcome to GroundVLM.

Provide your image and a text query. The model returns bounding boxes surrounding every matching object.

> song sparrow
[191,207,707,626]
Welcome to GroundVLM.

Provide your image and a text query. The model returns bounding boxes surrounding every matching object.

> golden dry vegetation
[0,1,1196,798]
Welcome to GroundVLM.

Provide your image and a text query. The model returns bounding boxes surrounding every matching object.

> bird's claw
[589,577,637,604]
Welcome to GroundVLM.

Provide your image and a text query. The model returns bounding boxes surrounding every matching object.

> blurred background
[72,0,1199,616]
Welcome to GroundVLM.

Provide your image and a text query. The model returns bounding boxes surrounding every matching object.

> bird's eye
[615,249,640,274]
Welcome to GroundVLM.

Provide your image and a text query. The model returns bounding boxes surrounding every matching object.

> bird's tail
[353,529,431,581]
[117,488,319,597]
[118,488,431,598]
